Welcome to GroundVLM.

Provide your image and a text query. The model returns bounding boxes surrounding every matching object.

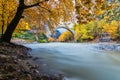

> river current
[25,43,120,80]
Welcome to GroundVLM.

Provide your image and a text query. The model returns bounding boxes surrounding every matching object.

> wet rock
[52,73,64,80]
[94,43,120,51]
[41,76,51,80]
[19,74,32,80]
[0,42,64,80]
[32,57,40,61]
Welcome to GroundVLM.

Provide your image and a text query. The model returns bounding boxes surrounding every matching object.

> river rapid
[25,43,120,80]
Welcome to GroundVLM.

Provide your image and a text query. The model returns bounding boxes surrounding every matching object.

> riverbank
[93,42,120,51]
[14,38,120,52]
[0,42,63,80]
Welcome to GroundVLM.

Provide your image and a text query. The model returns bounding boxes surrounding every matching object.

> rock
[19,74,32,80]
[32,57,40,61]
[40,75,51,80]
[94,43,120,51]
[0,42,64,80]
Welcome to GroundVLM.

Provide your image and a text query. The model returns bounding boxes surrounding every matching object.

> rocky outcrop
[0,42,63,80]
[94,43,120,51]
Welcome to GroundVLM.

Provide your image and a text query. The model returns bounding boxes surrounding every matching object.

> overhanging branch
[24,3,39,9]
[39,5,51,12]
[24,0,49,9]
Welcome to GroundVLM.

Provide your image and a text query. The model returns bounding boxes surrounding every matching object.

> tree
[24,0,74,34]
[73,21,95,42]
[0,0,75,42]
[0,0,17,37]
[75,0,106,24]
[1,0,49,42]
[57,31,73,42]
[99,0,120,22]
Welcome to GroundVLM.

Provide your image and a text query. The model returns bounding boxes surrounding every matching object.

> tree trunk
[1,3,5,38]
[1,6,24,42]
[1,0,47,42]
[1,20,4,37]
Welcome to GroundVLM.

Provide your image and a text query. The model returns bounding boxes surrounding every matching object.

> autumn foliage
[0,0,120,42]
[57,31,73,42]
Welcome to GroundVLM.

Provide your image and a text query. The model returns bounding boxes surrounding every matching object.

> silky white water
[25,43,120,80]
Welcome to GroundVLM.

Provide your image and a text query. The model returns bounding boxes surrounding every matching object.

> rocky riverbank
[0,42,63,80]
[94,43,120,51]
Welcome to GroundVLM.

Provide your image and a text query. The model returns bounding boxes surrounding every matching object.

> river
[25,43,120,80]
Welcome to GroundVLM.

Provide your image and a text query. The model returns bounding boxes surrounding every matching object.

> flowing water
[25,43,120,80]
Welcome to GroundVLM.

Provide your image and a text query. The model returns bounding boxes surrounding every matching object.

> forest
[0,0,120,43]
